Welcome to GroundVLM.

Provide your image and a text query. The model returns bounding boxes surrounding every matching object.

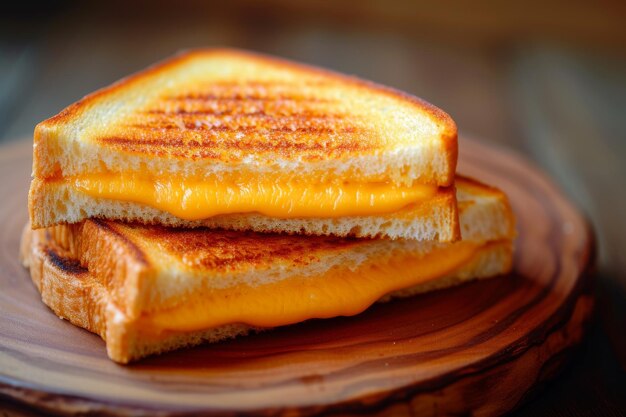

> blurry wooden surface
[0,1,624,415]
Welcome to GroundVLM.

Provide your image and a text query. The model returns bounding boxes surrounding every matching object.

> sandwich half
[21,177,515,363]
[29,48,459,241]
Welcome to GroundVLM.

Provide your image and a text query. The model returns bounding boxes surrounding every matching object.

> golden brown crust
[53,220,375,276]
[37,48,456,145]
[138,226,362,271]
[33,48,457,186]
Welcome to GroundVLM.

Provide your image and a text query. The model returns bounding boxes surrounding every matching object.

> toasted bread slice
[33,48,456,185]
[30,48,458,237]
[21,177,515,363]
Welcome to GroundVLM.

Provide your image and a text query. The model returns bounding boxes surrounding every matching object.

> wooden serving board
[0,138,594,416]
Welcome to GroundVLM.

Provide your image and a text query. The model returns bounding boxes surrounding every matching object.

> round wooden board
[0,138,594,416]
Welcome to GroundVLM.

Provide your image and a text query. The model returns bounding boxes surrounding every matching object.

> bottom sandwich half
[20,177,515,364]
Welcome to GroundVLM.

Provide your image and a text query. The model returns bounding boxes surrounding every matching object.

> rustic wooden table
[1,2,624,415]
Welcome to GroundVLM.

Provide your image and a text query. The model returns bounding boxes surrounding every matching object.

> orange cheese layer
[71,174,438,220]
[138,241,481,334]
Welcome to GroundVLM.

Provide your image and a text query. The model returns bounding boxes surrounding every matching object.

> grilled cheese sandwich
[22,49,517,364]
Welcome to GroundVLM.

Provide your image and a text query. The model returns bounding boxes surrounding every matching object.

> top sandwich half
[30,49,459,240]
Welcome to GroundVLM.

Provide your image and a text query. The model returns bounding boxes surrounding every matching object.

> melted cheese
[138,241,480,334]
[71,174,438,220]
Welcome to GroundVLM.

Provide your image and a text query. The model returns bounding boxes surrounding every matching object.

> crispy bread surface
[33,48,456,187]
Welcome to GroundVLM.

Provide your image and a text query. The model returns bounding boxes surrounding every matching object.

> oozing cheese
[71,174,438,220]
[138,241,481,334]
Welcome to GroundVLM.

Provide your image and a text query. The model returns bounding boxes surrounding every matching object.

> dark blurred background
[1,1,625,415]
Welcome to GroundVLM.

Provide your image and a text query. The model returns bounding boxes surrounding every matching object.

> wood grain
[0,138,594,416]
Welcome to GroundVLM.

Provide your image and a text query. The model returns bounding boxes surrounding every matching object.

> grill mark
[132,110,353,134]
[143,109,345,120]
[169,94,331,103]
[125,123,358,135]
[90,219,149,267]
[45,248,87,275]
[141,227,358,272]
[187,80,332,88]
[99,83,373,158]
[99,135,368,153]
